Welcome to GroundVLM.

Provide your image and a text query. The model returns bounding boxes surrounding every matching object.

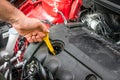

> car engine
[0,0,120,80]
[22,0,120,80]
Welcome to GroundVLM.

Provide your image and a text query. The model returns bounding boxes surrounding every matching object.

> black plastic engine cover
[94,0,120,14]
[25,24,120,80]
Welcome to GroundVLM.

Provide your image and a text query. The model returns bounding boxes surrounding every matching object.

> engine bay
[0,0,120,80]
[23,23,120,80]
[23,0,120,79]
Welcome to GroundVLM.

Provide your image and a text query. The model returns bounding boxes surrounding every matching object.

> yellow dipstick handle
[43,33,56,55]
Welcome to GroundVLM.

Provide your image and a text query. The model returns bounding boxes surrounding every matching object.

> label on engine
[2,32,9,39]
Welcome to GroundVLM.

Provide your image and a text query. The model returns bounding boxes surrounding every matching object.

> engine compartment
[0,0,120,80]
[23,23,120,80]
[23,0,120,79]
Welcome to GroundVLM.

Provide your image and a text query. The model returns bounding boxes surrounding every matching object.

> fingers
[19,18,49,43]
[24,31,47,43]
[26,37,33,43]
[26,36,42,43]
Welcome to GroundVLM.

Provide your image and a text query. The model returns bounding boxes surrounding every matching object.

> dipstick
[43,33,56,55]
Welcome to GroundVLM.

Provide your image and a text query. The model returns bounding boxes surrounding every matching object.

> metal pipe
[5,28,19,58]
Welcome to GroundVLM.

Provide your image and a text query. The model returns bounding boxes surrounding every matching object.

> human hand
[0,0,48,43]
[12,17,49,43]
